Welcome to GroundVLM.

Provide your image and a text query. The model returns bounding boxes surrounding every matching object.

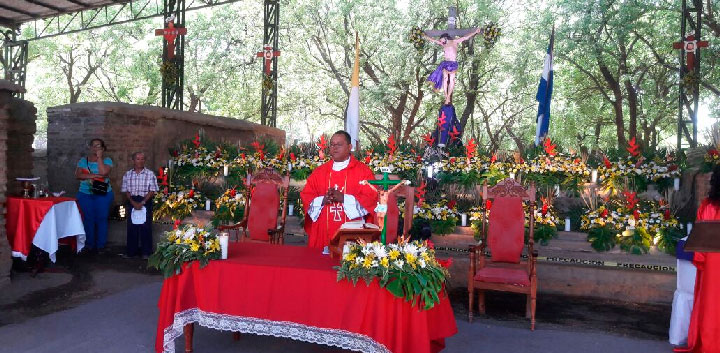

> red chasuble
[300,157,378,248]
[679,199,720,353]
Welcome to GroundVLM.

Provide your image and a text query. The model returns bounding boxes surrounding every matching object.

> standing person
[121,152,158,259]
[300,131,378,252]
[676,164,720,353]
[75,138,114,255]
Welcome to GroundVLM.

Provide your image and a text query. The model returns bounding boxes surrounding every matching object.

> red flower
[387,134,397,155]
[664,209,671,220]
[173,219,181,229]
[317,135,327,151]
[449,157,456,163]
[603,156,612,169]
[600,208,608,218]
[290,152,296,162]
[437,111,447,131]
[543,138,557,156]
[466,138,477,161]
[447,200,457,210]
[633,209,640,220]
[192,133,201,148]
[415,180,426,206]
[709,149,719,157]
[449,126,460,142]
[437,258,453,269]
[626,137,640,157]
[427,239,435,249]
[574,158,581,164]
[490,154,497,163]
[423,133,435,146]
[229,187,237,198]
[188,189,195,198]
[485,199,492,210]
[163,187,169,195]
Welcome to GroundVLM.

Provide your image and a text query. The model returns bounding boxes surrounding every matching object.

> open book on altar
[340,220,379,230]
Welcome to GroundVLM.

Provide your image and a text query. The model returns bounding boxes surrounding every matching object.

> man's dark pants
[127,195,153,257]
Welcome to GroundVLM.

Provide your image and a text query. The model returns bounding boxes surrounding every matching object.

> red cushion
[488,197,524,263]
[247,182,280,241]
[474,266,530,286]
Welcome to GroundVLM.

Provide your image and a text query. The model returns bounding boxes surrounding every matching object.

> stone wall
[46,102,285,204]
[6,98,37,189]
[0,81,28,288]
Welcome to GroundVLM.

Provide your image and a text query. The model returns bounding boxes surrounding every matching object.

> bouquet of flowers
[413,200,459,235]
[211,188,246,227]
[148,224,222,278]
[153,188,204,221]
[335,238,449,310]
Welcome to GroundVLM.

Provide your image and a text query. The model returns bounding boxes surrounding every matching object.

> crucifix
[256,44,281,75]
[155,16,187,60]
[422,6,482,105]
[329,204,343,222]
[673,34,709,71]
[361,171,410,244]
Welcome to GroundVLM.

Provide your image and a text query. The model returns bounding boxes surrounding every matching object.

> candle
[687,222,693,236]
[223,164,229,177]
[205,199,211,211]
[591,169,598,183]
[218,233,229,259]
[509,172,515,180]
[674,177,680,191]
[461,213,467,227]
[288,162,292,172]
[564,217,571,232]
[289,204,294,216]
[427,165,434,178]
[554,184,560,196]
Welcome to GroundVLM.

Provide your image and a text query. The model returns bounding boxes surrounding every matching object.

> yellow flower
[190,243,200,252]
[344,253,357,262]
[389,249,400,260]
[363,257,373,268]
[405,252,416,264]
[380,257,389,267]
[175,238,181,244]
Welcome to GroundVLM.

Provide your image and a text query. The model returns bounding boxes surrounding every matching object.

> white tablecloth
[32,201,86,262]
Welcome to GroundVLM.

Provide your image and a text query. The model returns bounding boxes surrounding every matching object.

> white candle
[687,222,693,236]
[461,213,467,227]
[289,204,294,216]
[509,172,515,180]
[223,164,229,177]
[674,177,680,191]
[554,184,560,196]
[205,199,211,211]
[218,233,229,259]
[427,165,434,178]
[564,217,571,232]
[591,169,598,183]
[288,162,292,172]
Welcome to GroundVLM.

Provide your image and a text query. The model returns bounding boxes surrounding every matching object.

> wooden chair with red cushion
[375,174,415,243]
[468,178,538,330]
[217,168,289,244]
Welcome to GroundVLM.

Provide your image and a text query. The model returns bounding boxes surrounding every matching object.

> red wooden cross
[673,35,709,70]
[155,21,187,60]
[256,44,281,75]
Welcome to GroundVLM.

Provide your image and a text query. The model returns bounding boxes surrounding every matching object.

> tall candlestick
[461,213,467,227]
[427,165,434,178]
[218,233,229,259]
[564,217,571,232]
[289,204,294,216]
[223,164,229,177]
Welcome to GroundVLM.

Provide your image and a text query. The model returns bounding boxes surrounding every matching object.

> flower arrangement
[153,188,205,221]
[335,238,449,310]
[481,22,501,48]
[413,200,459,235]
[211,188,246,227]
[148,224,222,278]
[408,26,425,51]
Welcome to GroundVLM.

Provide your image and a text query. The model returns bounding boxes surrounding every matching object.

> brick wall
[0,81,26,288]
[47,102,285,205]
[6,98,37,188]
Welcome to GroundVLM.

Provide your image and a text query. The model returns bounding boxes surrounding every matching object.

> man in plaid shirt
[121,152,159,259]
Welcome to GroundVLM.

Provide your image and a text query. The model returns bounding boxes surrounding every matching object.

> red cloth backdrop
[155,243,457,353]
[5,197,76,257]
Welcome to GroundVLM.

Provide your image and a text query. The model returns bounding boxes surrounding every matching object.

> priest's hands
[323,188,344,205]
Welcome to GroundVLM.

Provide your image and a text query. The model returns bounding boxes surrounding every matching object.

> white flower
[371,260,379,267]
[418,258,427,268]
[183,227,196,240]
[355,257,364,265]
[394,260,405,268]
[372,243,388,258]
[403,243,418,256]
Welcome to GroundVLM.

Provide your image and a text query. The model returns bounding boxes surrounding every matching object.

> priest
[301,131,378,250]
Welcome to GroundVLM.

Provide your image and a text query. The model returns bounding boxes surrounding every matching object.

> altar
[155,242,457,353]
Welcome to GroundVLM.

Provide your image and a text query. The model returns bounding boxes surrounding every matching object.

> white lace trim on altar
[162,308,392,353]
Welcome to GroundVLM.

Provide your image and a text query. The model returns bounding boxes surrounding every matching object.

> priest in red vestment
[677,166,720,353]
[300,131,378,250]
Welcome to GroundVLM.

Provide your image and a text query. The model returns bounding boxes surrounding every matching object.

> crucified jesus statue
[423,28,482,105]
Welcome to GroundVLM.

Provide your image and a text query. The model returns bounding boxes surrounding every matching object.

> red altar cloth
[155,243,457,353]
[5,196,77,258]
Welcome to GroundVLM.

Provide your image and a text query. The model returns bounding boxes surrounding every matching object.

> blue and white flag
[534,29,554,146]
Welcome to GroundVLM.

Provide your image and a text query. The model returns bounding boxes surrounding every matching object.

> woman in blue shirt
[75,138,114,255]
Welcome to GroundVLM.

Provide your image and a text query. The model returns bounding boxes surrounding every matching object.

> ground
[0,242,673,352]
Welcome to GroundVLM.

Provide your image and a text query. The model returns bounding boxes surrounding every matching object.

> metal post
[1,29,28,98]
[261,0,280,127]
[676,0,703,150]
[161,0,185,110]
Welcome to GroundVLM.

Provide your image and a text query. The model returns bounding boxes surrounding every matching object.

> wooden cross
[673,34,709,71]
[367,172,404,244]
[256,44,281,75]
[155,20,187,60]
[423,6,479,39]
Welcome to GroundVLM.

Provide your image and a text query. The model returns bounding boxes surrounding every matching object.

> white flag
[346,33,360,151]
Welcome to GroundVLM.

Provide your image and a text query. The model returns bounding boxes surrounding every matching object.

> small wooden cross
[256,44,281,75]
[155,20,187,60]
[673,34,709,71]
[423,6,479,39]
[367,172,405,244]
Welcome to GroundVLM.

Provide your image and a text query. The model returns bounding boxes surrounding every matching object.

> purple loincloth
[427,61,459,90]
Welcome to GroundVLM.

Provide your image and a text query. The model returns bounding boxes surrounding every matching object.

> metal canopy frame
[260,0,279,127]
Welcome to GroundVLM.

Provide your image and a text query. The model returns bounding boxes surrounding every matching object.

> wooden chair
[217,168,289,244]
[468,178,538,330]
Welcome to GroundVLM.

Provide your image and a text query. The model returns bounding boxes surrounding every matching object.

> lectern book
[685,221,720,252]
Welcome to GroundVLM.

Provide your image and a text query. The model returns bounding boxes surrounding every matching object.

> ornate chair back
[246,168,289,242]
[482,178,535,263]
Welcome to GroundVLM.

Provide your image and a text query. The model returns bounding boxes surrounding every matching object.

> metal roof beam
[0,3,36,18]
[24,0,64,12]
